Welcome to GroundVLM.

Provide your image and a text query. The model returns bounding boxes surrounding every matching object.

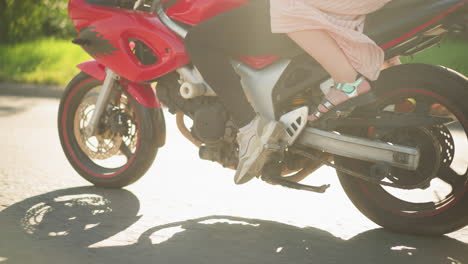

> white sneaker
[234,116,285,185]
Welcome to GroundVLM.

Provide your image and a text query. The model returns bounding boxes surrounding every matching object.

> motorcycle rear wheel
[336,64,468,235]
[58,72,165,188]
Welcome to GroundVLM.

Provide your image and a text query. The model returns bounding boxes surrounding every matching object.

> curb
[0,82,64,98]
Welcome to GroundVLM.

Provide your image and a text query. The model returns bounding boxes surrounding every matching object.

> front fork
[84,68,120,137]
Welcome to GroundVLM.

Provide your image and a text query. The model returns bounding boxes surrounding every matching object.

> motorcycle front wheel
[336,64,468,235]
[58,72,165,188]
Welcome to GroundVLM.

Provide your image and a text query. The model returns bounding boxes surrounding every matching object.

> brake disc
[431,125,455,168]
[74,95,123,160]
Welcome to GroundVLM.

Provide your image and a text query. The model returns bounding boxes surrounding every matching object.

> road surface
[0,95,467,264]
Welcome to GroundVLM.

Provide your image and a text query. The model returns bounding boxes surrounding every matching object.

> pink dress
[270,0,393,81]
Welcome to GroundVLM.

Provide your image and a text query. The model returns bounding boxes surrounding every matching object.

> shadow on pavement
[0,106,27,117]
[0,186,141,263]
[0,187,467,264]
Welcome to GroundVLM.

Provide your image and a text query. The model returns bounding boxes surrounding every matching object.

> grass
[0,36,467,86]
[0,38,90,85]
[401,35,468,75]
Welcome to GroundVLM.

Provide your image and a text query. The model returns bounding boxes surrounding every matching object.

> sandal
[308,76,376,123]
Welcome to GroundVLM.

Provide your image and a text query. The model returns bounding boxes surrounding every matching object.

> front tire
[337,64,468,235]
[58,72,165,188]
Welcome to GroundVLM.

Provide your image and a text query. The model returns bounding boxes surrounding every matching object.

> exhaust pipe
[297,127,420,171]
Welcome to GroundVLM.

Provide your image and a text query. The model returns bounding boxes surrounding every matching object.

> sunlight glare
[85,223,101,230]
[199,219,260,227]
[391,245,416,251]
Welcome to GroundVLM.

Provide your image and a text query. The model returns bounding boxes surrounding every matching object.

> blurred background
[0,0,90,85]
[0,0,467,87]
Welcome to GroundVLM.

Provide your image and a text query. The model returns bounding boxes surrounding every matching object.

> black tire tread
[337,64,468,235]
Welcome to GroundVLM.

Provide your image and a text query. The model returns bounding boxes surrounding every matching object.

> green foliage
[0,0,75,43]
[401,35,468,76]
[0,38,90,85]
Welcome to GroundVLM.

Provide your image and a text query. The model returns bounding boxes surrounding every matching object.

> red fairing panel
[77,60,106,82]
[69,0,189,83]
[77,60,161,108]
[126,82,162,108]
[238,55,281,69]
[166,0,248,26]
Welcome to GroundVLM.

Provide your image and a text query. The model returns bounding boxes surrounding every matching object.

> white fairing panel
[231,59,291,120]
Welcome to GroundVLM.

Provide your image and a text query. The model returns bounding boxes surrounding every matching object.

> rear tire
[337,64,468,235]
[58,72,165,188]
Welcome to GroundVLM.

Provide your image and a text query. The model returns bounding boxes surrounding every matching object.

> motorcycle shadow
[0,187,467,264]
[0,186,141,263]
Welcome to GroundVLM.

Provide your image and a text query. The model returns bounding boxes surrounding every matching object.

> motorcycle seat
[365,0,463,47]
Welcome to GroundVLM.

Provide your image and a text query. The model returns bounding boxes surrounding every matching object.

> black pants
[184,0,298,127]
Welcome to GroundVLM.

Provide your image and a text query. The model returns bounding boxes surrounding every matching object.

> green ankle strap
[335,77,365,97]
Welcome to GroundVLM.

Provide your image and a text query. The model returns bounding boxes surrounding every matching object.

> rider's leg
[184,0,296,184]
[185,0,296,127]
[184,41,257,128]
[287,30,371,121]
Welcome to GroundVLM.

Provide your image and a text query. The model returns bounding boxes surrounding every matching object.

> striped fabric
[270,0,393,81]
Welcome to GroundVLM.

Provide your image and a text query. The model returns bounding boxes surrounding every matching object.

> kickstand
[261,161,330,193]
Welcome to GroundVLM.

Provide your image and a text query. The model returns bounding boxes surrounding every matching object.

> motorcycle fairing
[77,60,106,82]
[166,0,248,26]
[232,58,291,120]
[76,27,119,58]
[77,60,162,108]
[69,0,189,83]
[237,55,282,70]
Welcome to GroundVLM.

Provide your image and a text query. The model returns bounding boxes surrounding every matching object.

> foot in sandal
[308,76,373,122]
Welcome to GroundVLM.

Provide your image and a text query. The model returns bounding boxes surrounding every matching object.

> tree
[0,0,74,43]
[0,0,8,42]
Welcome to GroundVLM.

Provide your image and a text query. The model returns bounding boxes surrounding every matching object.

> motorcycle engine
[156,72,238,167]
[192,103,228,143]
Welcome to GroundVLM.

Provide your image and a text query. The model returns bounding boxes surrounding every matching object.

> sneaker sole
[234,121,285,185]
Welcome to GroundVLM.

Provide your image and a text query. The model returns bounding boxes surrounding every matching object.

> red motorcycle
[58,0,468,235]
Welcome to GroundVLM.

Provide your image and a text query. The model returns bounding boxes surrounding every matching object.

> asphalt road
[0,95,468,264]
